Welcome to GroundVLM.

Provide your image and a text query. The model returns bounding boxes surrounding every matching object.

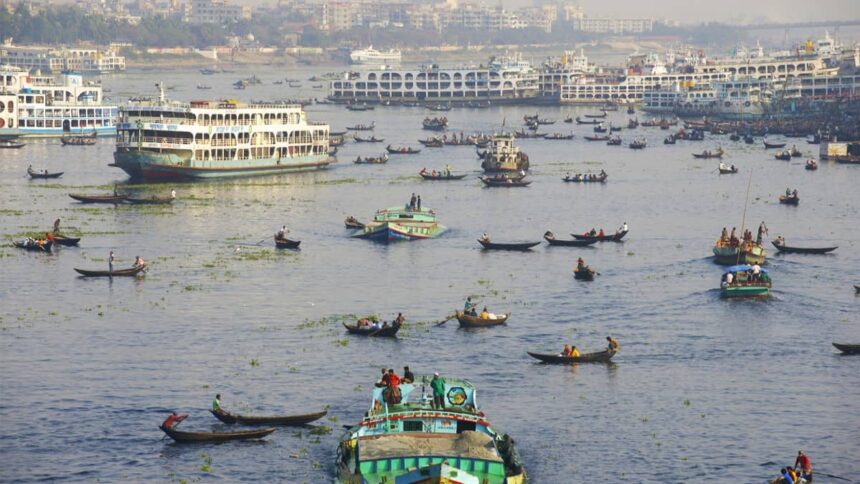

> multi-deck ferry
[336,375,524,483]
[111,85,332,181]
[330,55,539,104]
[0,65,116,137]
[350,46,402,65]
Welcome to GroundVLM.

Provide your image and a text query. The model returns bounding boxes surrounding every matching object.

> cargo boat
[353,207,447,242]
[720,264,771,299]
[336,375,525,483]
[111,85,332,181]
[712,239,766,265]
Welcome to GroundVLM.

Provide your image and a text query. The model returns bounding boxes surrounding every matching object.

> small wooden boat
[74,265,146,277]
[480,176,531,187]
[771,241,836,254]
[774,150,792,161]
[718,165,738,174]
[575,117,602,125]
[27,168,64,179]
[342,320,402,337]
[592,125,607,133]
[833,343,860,354]
[574,268,596,281]
[123,196,174,205]
[527,349,616,364]
[584,112,607,119]
[0,139,26,149]
[354,154,388,164]
[477,238,540,251]
[386,145,420,154]
[346,122,375,131]
[562,173,607,183]
[692,148,724,159]
[160,425,275,443]
[629,139,647,149]
[663,136,676,145]
[274,236,301,249]
[607,137,622,146]
[13,240,53,252]
[779,194,799,205]
[419,172,467,180]
[584,135,610,141]
[789,146,802,157]
[344,216,364,229]
[61,136,97,146]
[805,160,818,170]
[536,118,556,125]
[455,310,509,328]
[353,135,384,143]
[543,231,598,247]
[210,409,327,425]
[346,103,374,111]
[52,235,81,246]
[418,138,443,147]
[68,193,126,204]
[609,125,622,132]
[763,140,786,149]
[572,230,628,242]
[544,133,574,140]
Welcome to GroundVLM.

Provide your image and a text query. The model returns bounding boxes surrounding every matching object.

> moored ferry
[481,134,529,173]
[111,86,332,181]
[353,206,447,242]
[350,46,402,66]
[0,65,116,137]
[336,374,525,483]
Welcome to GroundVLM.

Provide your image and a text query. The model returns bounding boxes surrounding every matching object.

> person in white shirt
[725,272,734,285]
[752,264,761,281]
[620,222,628,233]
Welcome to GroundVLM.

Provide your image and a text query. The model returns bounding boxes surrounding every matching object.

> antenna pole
[737,168,754,265]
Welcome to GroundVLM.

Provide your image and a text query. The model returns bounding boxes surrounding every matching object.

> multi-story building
[186,0,251,25]
[574,17,654,34]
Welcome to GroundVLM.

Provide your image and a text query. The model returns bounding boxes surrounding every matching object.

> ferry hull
[712,246,766,265]
[721,286,770,299]
[354,222,447,242]
[112,150,335,181]
[0,126,116,138]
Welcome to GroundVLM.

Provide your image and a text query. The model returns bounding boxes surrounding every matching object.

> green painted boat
[335,375,525,484]
[713,241,767,265]
[720,264,771,299]
[353,207,447,242]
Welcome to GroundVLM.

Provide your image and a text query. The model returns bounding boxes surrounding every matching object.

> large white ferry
[0,65,116,137]
[330,55,539,104]
[350,46,402,65]
[111,85,332,181]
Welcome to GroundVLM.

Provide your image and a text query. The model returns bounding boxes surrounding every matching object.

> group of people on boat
[276,225,289,240]
[20,232,54,249]
[406,193,422,211]
[575,257,592,273]
[372,367,447,409]
[463,296,493,319]
[357,313,405,331]
[722,264,770,287]
[785,188,799,198]
[770,451,813,484]
[718,222,767,248]
[565,170,607,181]
[561,337,619,357]
[420,165,453,177]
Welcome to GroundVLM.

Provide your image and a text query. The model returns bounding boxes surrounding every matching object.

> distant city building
[186,0,251,25]
[0,43,126,73]
[574,17,654,34]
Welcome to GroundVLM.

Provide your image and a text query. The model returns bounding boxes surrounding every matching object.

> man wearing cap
[430,372,446,410]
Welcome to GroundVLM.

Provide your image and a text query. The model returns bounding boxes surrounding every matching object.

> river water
[1,67,858,483]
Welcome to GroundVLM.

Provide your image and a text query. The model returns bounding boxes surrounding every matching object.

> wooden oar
[816,471,851,482]
[435,312,457,326]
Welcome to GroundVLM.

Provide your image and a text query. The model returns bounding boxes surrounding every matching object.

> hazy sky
[541,0,858,24]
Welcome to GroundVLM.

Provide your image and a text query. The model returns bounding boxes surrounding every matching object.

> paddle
[816,471,852,482]
[435,313,457,326]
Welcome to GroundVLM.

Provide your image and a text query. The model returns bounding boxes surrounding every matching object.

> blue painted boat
[720,264,771,299]
[353,207,447,242]
[335,375,525,483]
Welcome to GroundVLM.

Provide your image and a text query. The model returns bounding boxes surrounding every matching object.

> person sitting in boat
[134,256,146,268]
[598,228,605,238]
[212,394,224,415]
[161,412,188,430]
[394,313,405,326]
[371,319,382,331]
[729,227,739,246]
[785,188,791,197]
[730,164,736,171]
[576,257,588,272]
[480,233,490,243]
[45,232,54,244]
[402,366,414,384]
[607,336,619,351]
[277,226,288,239]
[420,167,427,175]
[464,297,475,313]
[561,344,572,356]
[589,228,597,237]
[384,369,402,404]
[775,235,785,246]
[620,222,628,234]
[720,227,729,243]
[570,346,580,358]
[479,307,490,319]
[792,189,798,198]
[469,306,478,317]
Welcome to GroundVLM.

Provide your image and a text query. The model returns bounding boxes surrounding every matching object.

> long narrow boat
[527,349,616,364]
[779,194,800,205]
[771,241,837,254]
[562,173,607,183]
[573,268,595,281]
[74,266,146,277]
[584,135,610,141]
[344,216,365,229]
[386,145,420,154]
[274,236,301,249]
[455,310,509,328]
[832,343,860,354]
[543,232,598,247]
[419,172,467,181]
[0,140,26,149]
[478,239,540,251]
[480,176,531,187]
[123,196,174,205]
[575,117,602,125]
[572,229,628,242]
[160,425,275,443]
[210,409,327,425]
[52,235,81,246]
[68,194,126,204]
[27,168,64,179]
[763,141,786,149]
[13,240,53,252]
[342,321,402,337]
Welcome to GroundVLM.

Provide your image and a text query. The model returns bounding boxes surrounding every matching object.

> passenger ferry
[111,85,332,181]
[350,46,402,65]
[353,206,447,242]
[481,133,529,172]
[330,55,539,104]
[0,65,116,137]
[336,374,524,483]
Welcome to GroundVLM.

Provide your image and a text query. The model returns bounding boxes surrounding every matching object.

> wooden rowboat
[274,236,301,249]
[74,265,146,277]
[763,141,786,149]
[210,409,327,425]
[68,193,126,204]
[771,241,836,254]
[527,349,616,364]
[342,321,402,337]
[543,232,598,247]
[420,172,467,180]
[779,195,799,205]
[832,343,860,354]
[455,310,509,328]
[52,235,81,246]
[480,176,531,187]
[160,425,275,443]
[27,168,64,179]
[13,240,53,252]
[478,239,540,251]
[574,268,595,281]
[123,196,174,205]
[572,230,628,242]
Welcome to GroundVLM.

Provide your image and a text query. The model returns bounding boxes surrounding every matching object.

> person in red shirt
[384,369,402,404]
[46,232,54,243]
[387,369,400,388]
[794,450,812,480]
[161,412,188,430]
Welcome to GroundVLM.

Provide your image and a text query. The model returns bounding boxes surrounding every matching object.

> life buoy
[744,101,751,107]
[0,118,5,128]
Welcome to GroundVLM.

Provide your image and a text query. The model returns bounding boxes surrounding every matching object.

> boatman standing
[108,251,114,273]
[794,451,812,482]
[431,373,446,410]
